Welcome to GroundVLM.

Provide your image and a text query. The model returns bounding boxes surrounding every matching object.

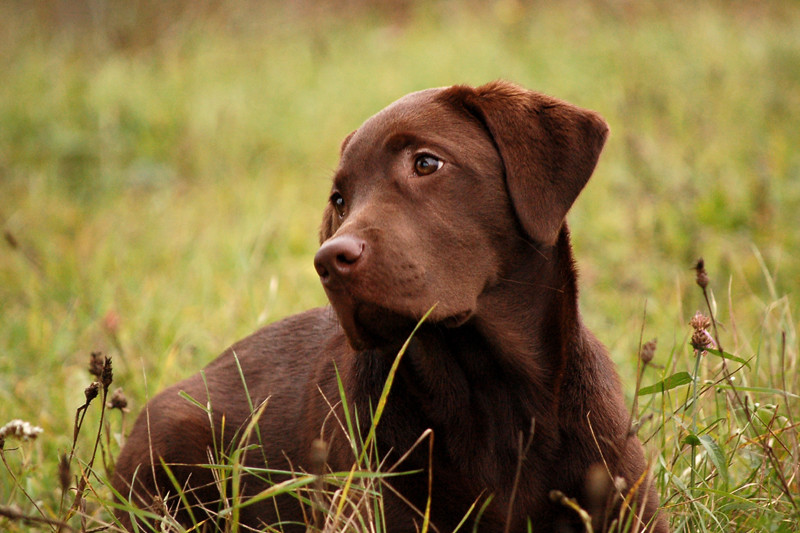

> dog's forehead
[371,87,445,120]
[339,87,495,174]
[364,88,452,135]
[341,88,469,159]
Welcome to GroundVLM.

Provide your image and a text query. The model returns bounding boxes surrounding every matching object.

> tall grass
[1,1,798,531]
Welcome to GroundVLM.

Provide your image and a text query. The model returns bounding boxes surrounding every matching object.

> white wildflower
[0,419,44,441]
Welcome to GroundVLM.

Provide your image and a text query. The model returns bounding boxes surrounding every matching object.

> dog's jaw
[322,284,405,350]
[323,283,474,350]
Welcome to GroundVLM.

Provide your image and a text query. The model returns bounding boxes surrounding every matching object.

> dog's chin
[345,304,416,351]
[441,309,473,328]
[325,290,473,351]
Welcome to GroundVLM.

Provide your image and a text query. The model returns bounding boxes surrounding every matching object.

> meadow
[1,1,798,531]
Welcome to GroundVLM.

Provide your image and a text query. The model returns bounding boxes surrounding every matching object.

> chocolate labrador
[113,81,667,532]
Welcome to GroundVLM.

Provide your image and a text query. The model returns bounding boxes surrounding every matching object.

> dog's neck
[474,225,581,381]
[346,226,584,485]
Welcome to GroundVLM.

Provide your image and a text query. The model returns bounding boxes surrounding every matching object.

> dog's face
[316,81,609,349]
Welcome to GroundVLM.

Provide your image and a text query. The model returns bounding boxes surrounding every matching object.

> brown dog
[113,81,667,532]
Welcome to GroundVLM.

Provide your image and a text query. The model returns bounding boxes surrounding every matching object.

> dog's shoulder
[187,307,346,399]
[205,307,341,368]
[138,307,346,440]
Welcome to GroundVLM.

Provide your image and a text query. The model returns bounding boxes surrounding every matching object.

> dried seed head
[150,495,167,517]
[0,419,44,441]
[691,329,717,353]
[689,311,716,353]
[107,388,129,412]
[88,351,104,378]
[311,438,328,466]
[694,258,709,289]
[690,311,712,331]
[310,438,328,477]
[59,453,71,492]
[585,463,612,512]
[691,329,706,351]
[640,338,657,365]
[85,382,100,404]
[101,357,113,391]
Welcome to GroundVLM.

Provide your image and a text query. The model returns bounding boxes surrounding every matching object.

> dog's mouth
[324,287,473,350]
[441,310,472,328]
[328,294,415,350]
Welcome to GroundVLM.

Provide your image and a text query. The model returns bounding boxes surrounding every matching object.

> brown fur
[113,81,668,532]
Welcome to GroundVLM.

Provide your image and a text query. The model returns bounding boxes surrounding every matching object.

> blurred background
[1,0,798,528]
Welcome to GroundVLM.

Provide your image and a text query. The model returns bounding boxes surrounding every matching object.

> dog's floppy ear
[443,81,609,245]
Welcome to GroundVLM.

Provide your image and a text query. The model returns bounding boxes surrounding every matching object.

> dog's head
[315,81,608,349]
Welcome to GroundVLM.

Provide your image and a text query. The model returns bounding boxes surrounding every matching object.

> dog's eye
[414,154,443,176]
[330,192,346,218]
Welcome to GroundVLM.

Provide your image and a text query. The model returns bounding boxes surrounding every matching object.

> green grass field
[1,1,798,531]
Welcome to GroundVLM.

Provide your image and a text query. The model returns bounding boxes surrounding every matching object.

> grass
[1,1,798,531]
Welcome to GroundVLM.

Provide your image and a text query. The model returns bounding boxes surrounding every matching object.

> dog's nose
[314,235,366,282]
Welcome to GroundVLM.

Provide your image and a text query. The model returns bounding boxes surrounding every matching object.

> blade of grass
[638,372,693,396]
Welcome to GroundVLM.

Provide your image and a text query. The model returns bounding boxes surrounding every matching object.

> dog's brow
[332,170,348,190]
[383,132,424,152]
[383,132,456,163]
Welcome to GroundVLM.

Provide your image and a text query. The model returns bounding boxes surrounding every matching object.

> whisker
[497,276,565,293]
